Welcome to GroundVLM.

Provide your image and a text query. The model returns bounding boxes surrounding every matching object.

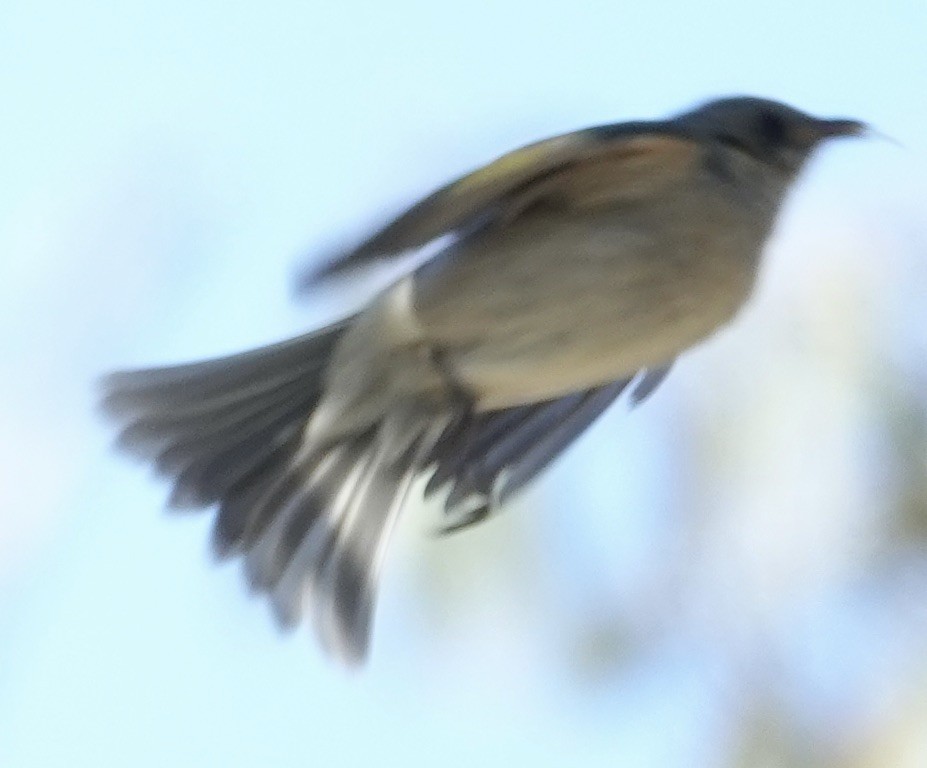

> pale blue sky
[2,1,926,766]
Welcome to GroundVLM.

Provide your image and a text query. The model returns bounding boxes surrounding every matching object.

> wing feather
[300,123,691,284]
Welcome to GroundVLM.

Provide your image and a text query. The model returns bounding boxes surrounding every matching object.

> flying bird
[101,96,865,665]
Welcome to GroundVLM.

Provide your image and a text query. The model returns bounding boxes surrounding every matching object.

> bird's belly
[452,287,746,409]
[413,212,762,409]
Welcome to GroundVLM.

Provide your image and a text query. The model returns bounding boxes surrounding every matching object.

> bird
[101,96,865,666]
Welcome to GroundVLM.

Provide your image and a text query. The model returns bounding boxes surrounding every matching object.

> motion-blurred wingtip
[292,256,362,297]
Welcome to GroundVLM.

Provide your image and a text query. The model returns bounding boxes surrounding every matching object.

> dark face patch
[673,96,859,175]
[756,109,787,147]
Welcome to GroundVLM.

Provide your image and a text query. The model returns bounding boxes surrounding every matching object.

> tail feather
[152,387,308,475]
[268,440,371,631]
[183,427,299,535]
[212,441,308,555]
[102,324,347,410]
[102,324,345,515]
[312,413,444,664]
[111,373,313,439]
[103,323,439,663]
[166,412,303,510]
[245,442,363,592]
[314,454,415,663]
[102,310,677,664]
[133,374,312,449]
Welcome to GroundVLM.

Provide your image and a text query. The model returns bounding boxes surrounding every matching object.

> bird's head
[673,96,867,175]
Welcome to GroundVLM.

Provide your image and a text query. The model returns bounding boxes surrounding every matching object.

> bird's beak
[815,118,869,139]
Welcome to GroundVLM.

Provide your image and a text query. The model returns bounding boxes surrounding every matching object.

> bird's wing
[299,121,692,285]
[423,363,674,533]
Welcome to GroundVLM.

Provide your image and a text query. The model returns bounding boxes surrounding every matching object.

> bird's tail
[100,318,446,664]
[102,317,671,664]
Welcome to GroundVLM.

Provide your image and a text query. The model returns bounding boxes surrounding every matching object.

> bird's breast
[412,184,771,409]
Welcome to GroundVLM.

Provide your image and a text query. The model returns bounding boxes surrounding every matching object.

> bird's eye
[757,111,787,144]
[716,111,788,158]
